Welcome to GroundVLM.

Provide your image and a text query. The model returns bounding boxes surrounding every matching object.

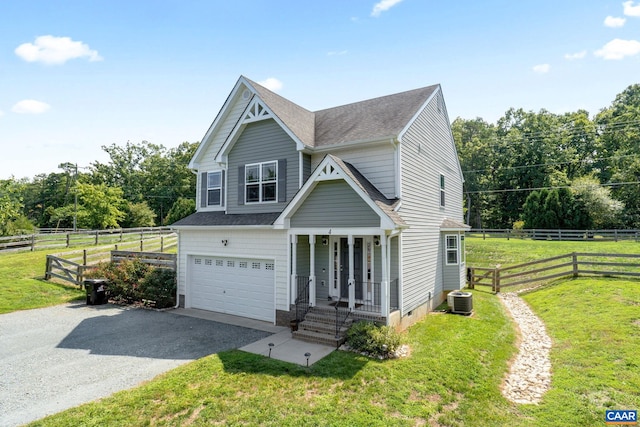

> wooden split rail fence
[467,252,640,292]
[44,234,177,288]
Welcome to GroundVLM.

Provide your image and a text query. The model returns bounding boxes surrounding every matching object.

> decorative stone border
[499,292,552,404]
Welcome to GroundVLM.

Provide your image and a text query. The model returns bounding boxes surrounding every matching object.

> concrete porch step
[292,329,345,347]
[299,320,350,336]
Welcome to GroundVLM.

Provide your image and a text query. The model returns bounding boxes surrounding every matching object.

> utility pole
[73,163,78,232]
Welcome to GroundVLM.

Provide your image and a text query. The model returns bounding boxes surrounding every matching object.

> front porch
[290,232,400,323]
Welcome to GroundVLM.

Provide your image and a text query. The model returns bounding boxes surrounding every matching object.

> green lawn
[2,237,638,426]
[0,250,84,314]
[466,237,640,267]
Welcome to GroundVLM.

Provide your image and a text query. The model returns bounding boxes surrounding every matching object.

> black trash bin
[84,279,109,305]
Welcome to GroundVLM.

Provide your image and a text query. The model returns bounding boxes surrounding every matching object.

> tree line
[453,83,639,230]
[2,84,638,236]
[0,141,197,236]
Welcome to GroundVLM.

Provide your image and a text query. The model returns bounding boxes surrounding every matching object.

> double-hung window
[245,161,277,203]
[207,171,222,206]
[446,235,458,265]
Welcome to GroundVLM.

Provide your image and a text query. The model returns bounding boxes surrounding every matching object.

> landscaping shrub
[87,259,176,308]
[346,320,404,358]
[138,268,176,308]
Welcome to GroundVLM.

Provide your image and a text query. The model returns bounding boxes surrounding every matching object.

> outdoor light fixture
[268,342,274,358]
[322,236,328,245]
[374,236,381,246]
[221,239,228,246]
[304,352,311,367]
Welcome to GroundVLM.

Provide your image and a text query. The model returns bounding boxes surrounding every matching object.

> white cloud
[0,110,4,117]
[11,99,51,114]
[15,35,102,65]
[533,64,550,73]
[594,38,640,59]
[564,50,587,60]
[604,16,626,27]
[623,1,640,16]
[327,50,348,56]
[371,0,403,17]
[257,77,283,92]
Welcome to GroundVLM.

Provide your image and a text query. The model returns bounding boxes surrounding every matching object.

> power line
[464,180,640,195]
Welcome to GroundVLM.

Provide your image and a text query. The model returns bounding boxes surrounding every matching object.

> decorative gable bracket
[316,163,342,181]
[242,98,272,124]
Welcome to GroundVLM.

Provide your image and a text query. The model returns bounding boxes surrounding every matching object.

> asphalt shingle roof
[244,76,439,148]
[171,211,280,227]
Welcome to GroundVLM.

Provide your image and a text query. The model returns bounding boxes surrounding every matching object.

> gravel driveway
[0,302,272,427]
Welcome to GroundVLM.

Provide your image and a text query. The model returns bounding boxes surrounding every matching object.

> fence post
[94,230,99,246]
[45,256,51,280]
[115,244,118,251]
[66,233,70,248]
[467,267,474,289]
[507,229,510,241]
[615,230,618,242]
[160,236,164,253]
[83,249,87,266]
[572,252,578,277]
[140,239,144,252]
[482,229,486,240]
[120,229,123,242]
[31,234,35,251]
[494,266,501,293]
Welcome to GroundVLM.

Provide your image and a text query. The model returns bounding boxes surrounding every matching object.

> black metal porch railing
[350,279,400,313]
[335,294,352,341]
[295,276,311,322]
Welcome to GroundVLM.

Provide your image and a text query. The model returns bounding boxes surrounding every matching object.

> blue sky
[1,0,639,179]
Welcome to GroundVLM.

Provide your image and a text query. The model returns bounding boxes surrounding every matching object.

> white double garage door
[188,255,275,322]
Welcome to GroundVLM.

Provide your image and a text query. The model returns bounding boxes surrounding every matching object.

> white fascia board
[397,85,440,143]
[215,90,306,164]
[274,156,399,230]
[188,77,246,170]
[287,227,388,236]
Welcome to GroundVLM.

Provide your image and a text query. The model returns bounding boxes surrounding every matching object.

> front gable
[275,156,402,231]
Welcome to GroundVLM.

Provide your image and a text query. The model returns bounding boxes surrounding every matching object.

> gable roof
[275,154,406,230]
[240,78,440,149]
[314,85,439,147]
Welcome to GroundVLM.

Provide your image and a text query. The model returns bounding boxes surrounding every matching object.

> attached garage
[188,255,275,322]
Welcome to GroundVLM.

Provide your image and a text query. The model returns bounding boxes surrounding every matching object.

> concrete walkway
[175,308,337,366]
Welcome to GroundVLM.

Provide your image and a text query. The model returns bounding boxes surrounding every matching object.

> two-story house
[172,76,468,334]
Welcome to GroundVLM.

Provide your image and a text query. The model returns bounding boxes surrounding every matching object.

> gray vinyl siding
[227,119,300,214]
[442,234,462,291]
[302,154,312,183]
[296,235,310,276]
[315,241,330,301]
[399,89,464,313]
[290,181,380,228]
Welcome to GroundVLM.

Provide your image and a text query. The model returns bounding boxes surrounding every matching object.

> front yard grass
[0,250,84,314]
[31,290,517,426]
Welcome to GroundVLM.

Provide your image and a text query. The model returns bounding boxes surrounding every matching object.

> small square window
[239,261,248,268]
[216,260,223,266]
[252,262,261,269]
[194,258,202,264]
[205,259,212,266]
[265,263,274,270]
[227,260,235,268]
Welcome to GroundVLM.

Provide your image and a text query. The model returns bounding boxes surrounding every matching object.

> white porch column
[291,234,298,303]
[309,234,316,307]
[348,235,355,310]
[380,234,389,317]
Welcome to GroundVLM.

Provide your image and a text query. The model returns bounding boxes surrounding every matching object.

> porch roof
[440,218,471,231]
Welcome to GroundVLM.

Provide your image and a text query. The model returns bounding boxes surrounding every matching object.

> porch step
[292,329,345,347]
[293,306,353,347]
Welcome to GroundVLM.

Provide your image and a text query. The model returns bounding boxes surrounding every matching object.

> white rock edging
[499,292,552,404]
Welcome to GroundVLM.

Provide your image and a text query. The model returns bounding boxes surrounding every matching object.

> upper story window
[207,171,222,206]
[245,161,277,203]
[440,174,446,207]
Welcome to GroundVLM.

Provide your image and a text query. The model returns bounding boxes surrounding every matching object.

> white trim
[273,155,398,230]
[445,234,459,266]
[189,77,247,169]
[214,81,306,163]
[298,151,304,188]
[244,160,278,204]
[397,86,439,143]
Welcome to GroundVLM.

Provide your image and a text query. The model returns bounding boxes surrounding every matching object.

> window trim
[445,234,458,265]
[207,171,223,207]
[245,161,278,204]
[440,173,446,208]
